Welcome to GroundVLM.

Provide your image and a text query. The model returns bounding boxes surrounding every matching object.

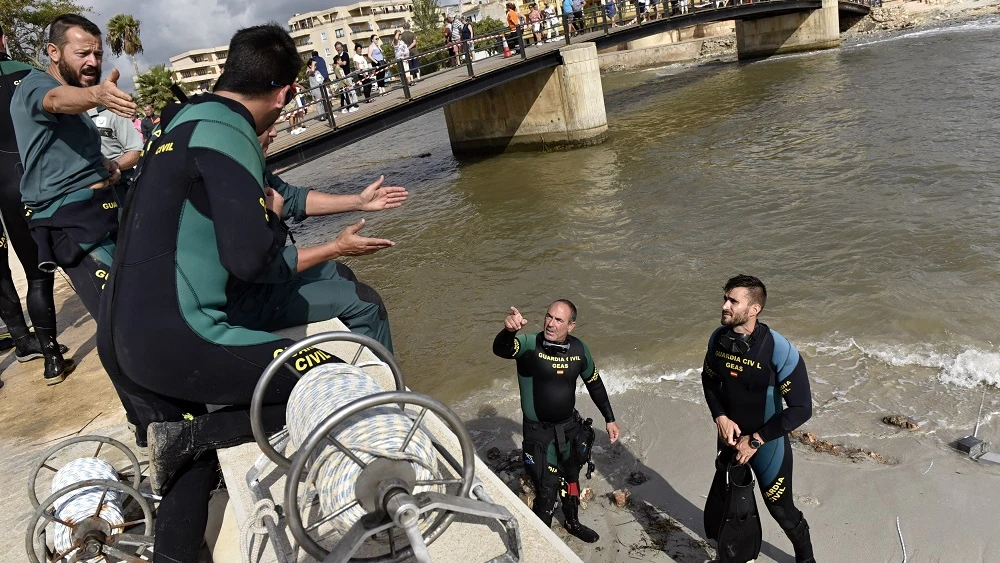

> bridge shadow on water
[464,405,795,562]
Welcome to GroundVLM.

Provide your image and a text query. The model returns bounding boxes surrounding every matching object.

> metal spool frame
[26,478,155,563]
[28,436,143,510]
[247,332,522,563]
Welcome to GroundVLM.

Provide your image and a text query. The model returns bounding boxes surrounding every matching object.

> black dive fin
[716,461,762,563]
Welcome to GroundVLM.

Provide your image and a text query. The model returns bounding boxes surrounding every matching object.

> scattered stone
[580,487,595,502]
[799,432,818,446]
[793,429,893,465]
[580,500,588,510]
[518,490,535,508]
[626,470,649,486]
[882,415,919,430]
[486,447,502,460]
[518,474,534,495]
[612,488,631,508]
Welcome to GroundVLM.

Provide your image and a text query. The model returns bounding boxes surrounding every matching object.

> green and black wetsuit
[96,94,344,563]
[0,55,60,352]
[493,329,614,526]
[701,322,812,536]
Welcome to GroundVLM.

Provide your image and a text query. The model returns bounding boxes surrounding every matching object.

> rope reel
[249,332,523,563]
[25,436,155,563]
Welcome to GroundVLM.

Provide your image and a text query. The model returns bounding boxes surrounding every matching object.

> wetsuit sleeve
[264,170,310,223]
[758,332,812,442]
[580,341,615,423]
[191,147,297,283]
[702,328,727,419]
[492,329,530,359]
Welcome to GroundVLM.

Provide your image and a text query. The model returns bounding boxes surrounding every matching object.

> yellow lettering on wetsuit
[154,142,174,155]
[102,202,118,210]
[537,353,581,362]
[259,197,268,221]
[271,346,334,372]
[780,380,792,395]
[714,350,761,369]
[764,477,786,502]
[584,368,601,384]
[13,79,21,86]
[552,363,568,369]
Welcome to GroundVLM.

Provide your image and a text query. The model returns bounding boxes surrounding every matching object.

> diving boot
[43,355,76,385]
[14,332,69,363]
[148,419,197,495]
[783,516,815,563]
[0,332,13,353]
[561,495,600,543]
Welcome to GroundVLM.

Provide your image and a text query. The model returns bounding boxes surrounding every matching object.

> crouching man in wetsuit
[701,275,815,562]
[96,25,357,562]
[493,300,621,543]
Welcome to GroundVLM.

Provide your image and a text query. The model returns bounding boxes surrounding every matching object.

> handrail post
[318,85,336,129]
[396,59,411,99]
[519,23,527,59]
[603,2,610,34]
[563,12,572,44]
[464,40,475,76]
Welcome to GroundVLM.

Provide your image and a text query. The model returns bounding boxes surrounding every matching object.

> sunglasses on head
[271,80,295,106]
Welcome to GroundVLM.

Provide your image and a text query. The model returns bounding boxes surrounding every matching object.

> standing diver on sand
[701,275,815,562]
[493,300,621,543]
[0,23,71,381]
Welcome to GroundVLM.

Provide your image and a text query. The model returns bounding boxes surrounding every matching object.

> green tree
[411,0,442,33]
[135,64,192,113]
[105,13,143,78]
[0,0,92,66]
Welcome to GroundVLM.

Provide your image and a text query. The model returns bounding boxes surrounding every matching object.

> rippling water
[281,16,1000,445]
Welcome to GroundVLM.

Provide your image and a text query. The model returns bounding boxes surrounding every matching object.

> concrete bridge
[267,0,874,172]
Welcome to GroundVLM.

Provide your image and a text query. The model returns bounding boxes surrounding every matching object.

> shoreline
[599,0,1000,74]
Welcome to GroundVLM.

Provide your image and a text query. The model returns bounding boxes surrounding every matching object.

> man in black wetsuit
[0,24,71,382]
[493,300,621,543]
[701,275,815,562]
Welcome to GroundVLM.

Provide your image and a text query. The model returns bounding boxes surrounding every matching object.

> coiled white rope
[286,363,439,541]
[240,497,279,563]
[50,457,125,560]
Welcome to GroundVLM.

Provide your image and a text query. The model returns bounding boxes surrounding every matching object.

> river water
[281,15,1000,447]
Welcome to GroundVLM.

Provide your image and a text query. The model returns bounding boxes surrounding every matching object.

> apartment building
[168,46,228,92]
[288,1,416,60]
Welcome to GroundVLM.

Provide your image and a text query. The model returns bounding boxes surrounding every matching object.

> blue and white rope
[286,363,439,540]
[50,457,125,559]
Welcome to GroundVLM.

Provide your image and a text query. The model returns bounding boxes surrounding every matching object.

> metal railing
[274,0,879,140]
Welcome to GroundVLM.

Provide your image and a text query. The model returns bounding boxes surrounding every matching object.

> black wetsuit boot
[784,515,815,563]
[33,325,76,385]
[561,494,599,543]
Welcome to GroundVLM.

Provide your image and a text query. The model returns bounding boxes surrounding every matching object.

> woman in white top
[306,59,327,119]
[352,43,374,103]
[367,35,387,95]
[543,3,559,41]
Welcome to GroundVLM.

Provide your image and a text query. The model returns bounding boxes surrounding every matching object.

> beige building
[168,46,228,92]
[288,1,415,61]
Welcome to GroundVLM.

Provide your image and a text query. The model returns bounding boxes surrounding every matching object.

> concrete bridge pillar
[735,0,840,60]
[443,42,607,156]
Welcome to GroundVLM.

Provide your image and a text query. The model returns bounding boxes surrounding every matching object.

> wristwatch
[749,436,763,449]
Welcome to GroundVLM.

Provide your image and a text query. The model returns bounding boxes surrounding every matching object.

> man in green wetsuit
[493,299,621,543]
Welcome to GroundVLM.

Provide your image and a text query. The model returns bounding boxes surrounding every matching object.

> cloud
[87,0,341,91]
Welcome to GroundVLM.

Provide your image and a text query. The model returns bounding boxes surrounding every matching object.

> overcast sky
[87,0,342,90]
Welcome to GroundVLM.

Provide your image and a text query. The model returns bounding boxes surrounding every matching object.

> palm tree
[106,13,143,78]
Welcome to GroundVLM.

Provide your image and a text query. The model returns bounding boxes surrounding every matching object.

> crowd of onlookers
[277,0,709,134]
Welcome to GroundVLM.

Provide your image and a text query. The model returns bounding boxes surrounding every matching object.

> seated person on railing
[95,24,404,563]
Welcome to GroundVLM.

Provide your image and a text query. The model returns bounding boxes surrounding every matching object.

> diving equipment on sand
[705,452,762,563]
[25,435,155,562]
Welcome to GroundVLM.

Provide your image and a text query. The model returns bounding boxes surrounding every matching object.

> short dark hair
[311,50,319,57]
[552,299,577,323]
[724,275,767,311]
[48,14,101,49]
[214,23,301,99]
[370,34,378,42]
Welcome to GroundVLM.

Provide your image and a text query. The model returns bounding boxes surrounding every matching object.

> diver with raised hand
[493,300,621,543]
[701,275,815,562]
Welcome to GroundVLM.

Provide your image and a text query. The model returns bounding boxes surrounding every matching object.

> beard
[721,310,750,328]
[58,57,101,88]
